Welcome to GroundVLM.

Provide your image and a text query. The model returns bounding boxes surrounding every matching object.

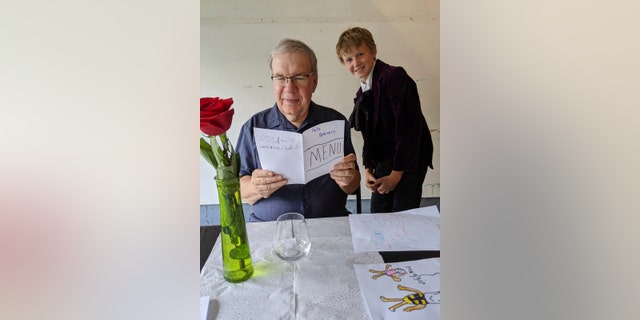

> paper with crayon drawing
[349,206,440,252]
[354,258,440,320]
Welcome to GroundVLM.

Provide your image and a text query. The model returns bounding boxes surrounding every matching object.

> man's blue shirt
[236,102,356,222]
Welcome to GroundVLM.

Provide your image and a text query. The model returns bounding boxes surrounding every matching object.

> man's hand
[240,169,287,204]
[330,153,361,194]
[250,169,287,198]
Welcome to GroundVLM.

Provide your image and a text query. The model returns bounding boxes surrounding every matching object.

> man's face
[341,44,377,83]
[271,52,318,128]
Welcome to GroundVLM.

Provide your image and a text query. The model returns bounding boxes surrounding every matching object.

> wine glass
[274,212,311,261]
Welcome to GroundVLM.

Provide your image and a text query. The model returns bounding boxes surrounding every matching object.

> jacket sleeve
[385,67,425,172]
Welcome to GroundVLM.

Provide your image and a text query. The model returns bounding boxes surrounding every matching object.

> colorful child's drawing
[369,264,407,282]
[354,258,440,319]
[380,285,440,312]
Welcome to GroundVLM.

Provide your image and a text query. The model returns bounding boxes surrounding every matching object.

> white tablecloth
[200,216,383,320]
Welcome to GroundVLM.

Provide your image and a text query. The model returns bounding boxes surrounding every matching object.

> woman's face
[341,44,377,83]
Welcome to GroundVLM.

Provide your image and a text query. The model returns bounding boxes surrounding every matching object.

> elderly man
[236,38,360,222]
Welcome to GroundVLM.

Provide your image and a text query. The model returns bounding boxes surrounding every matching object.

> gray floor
[200,197,440,226]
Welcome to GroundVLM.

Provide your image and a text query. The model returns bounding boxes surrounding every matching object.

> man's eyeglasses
[271,73,314,87]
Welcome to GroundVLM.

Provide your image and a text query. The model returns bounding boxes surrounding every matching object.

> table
[201,225,439,271]
[200,216,440,319]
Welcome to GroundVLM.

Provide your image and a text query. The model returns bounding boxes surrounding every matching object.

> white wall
[200,0,440,204]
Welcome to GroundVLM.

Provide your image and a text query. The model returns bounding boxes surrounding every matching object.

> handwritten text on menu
[254,120,345,184]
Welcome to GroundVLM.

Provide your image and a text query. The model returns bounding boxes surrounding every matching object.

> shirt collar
[267,102,318,132]
[360,60,376,92]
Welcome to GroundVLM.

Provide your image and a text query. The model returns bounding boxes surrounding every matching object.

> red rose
[200,97,235,136]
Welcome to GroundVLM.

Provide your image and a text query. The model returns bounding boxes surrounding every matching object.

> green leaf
[229,244,250,260]
[200,138,218,168]
[231,152,240,175]
[215,147,227,167]
[216,165,238,180]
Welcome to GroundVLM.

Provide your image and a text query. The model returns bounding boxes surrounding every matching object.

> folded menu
[348,206,440,252]
[354,258,440,320]
[254,120,345,184]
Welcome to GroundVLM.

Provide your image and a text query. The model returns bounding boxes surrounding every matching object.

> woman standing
[336,27,434,213]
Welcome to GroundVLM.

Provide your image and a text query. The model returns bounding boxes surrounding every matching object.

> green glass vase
[216,176,253,283]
